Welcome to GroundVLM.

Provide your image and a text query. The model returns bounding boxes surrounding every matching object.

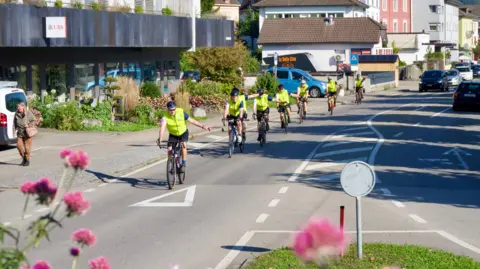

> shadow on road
[221,245,271,252]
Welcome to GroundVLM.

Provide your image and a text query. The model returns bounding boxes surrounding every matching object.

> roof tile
[253,0,368,8]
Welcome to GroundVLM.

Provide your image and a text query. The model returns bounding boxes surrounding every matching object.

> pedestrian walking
[14,102,37,166]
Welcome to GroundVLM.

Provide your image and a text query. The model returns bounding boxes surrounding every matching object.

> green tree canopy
[201,0,215,14]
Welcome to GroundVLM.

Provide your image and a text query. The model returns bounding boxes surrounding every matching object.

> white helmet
[327,76,332,80]
[301,79,306,84]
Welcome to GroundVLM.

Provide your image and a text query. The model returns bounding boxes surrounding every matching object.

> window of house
[393,20,398,32]
[382,0,387,11]
[299,13,309,18]
[429,5,441,14]
[333,13,344,18]
[276,71,289,79]
[429,23,440,31]
[403,20,407,32]
[292,14,301,18]
[382,19,388,27]
[393,0,398,11]
[284,14,292,18]
[266,14,282,19]
[403,0,407,12]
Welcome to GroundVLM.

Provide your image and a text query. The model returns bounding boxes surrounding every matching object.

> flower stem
[51,167,69,210]
[22,195,30,220]
[71,257,78,269]
[65,169,78,193]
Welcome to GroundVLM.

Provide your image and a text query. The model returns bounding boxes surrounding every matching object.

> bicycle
[224,118,245,158]
[355,87,363,105]
[327,94,336,115]
[255,112,267,147]
[278,103,290,134]
[158,140,185,190]
[298,97,307,124]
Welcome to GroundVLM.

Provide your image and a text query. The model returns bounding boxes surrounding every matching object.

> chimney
[324,15,334,25]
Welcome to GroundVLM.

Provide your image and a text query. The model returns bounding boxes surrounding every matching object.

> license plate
[427,84,433,87]
[464,93,476,97]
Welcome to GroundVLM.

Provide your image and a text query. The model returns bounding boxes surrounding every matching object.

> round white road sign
[340,161,376,197]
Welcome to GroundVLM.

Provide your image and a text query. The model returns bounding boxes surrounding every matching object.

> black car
[453,81,480,111]
[472,65,480,77]
[419,70,448,92]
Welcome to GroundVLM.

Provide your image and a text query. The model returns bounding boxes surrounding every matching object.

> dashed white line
[36,207,49,213]
[314,146,374,158]
[409,214,427,224]
[213,231,256,269]
[414,122,421,126]
[84,188,96,193]
[268,199,280,207]
[333,131,375,139]
[342,126,369,132]
[23,214,32,219]
[278,187,289,194]
[431,107,451,118]
[188,142,204,149]
[98,183,108,187]
[392,201,405,208]
[380,188,391,195]
[256,214,269,223]
[393,132,404,138]
[306,157,368,170]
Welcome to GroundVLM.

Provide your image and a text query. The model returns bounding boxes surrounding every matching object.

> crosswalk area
[295,123,381,184]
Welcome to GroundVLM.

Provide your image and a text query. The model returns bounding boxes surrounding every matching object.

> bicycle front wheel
[228,132,235,158]
[166,157,176,189]
[259,121,266,147]
[299,105,304,124]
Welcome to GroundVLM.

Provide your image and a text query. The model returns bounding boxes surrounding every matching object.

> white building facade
[388,33,431,64]
[360,0,381,22]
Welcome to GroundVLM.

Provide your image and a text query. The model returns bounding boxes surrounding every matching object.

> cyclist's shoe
[257,135,261,141]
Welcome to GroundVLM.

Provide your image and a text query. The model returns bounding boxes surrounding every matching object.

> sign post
[340,161,376,259]
[274,52,278,77]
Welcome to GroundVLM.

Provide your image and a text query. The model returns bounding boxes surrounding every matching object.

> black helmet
[231,88,240,96]
[166,101,176,110]
[278,84,284,89]
[257,88,265,95]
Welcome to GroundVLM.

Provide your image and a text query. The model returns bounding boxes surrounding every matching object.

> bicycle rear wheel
[299,105,304,124]
[330,99,334,116]
[177,157,186,184]
[228,130,235,158]
[166,157,176,189]
[259,121,266,147]
[239,133,245,153]
[284,113,288,134]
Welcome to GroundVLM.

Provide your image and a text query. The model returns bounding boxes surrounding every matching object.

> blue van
[267,67,327,98]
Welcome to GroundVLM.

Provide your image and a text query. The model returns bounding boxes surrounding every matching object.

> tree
[185,42,250,85]
[473,43,480,57]
[201,0,215,14]
[391,41,400,54]
[237,7,259,37]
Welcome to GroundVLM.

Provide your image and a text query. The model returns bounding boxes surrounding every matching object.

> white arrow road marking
[129,185,196,207]
[443,147,471,170]
[333,131,375,139]
[306,157,368,171]
[314,146,373,158]
[431,107,451,118]
[418,158,449,162]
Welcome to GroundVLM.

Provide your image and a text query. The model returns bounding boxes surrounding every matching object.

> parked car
[419,70,448,92]
[267,67,327,98]
[181,71,202,82]
[0,81,27,146]
[472,65,480,78]
[456,66,473,81]
[83,67,158,93]
[444,69,462,87]
[453,81,480,111]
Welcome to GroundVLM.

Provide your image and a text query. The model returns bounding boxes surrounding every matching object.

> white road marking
[436,230,480,255]
[23,214,32,219]
[393,132,404,137]
[288,143,325,182]
[2,222,11,226]
[415,106,426,111]
[303,173,341,181]
[121,160,167,178]
[314,146,374,158]
[207,135,224,140]
[188,142,204,149]
[268,199,280,207]
[256,214,269,223]
[353,121,367,125]
[98,183,108,187]
[392,201,405,208]
[306,157,368,171]
[333,131,375,139]
[380,188,391,195]
[342,126,369,132]
[84,188,96,193]
[278,187,289,194]
[213,231,256,269]
[431,107,451,118]
[414,122,421,126]
[443,147,471,170]
[409,214,427,224]
[36,207,49,213]
[129,185,196,207]
[252,229,437,234]
[322,139,375,148]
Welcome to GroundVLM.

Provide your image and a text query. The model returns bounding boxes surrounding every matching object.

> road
[2,85,480,268]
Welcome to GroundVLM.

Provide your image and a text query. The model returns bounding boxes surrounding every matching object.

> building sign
[351,48,372,55]
[374,48,393,55]
[263,53,316,72]
[45,17,67,38]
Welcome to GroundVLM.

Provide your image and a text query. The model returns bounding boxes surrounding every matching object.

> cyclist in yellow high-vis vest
[355,74,366,100]
[250,88,274,141]
[157,101,212,172]
[276,84,292,128]
[223,88,246,144]
[326,76,338,111]
[296,79,310,118]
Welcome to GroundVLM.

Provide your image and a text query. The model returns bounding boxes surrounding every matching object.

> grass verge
[83,122,157,132]
[246,244,480,269]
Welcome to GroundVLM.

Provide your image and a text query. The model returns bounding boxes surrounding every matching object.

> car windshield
[423,71,443,78]
[457,67,471,72]
[445,71,458,76]
[457,83,480,93]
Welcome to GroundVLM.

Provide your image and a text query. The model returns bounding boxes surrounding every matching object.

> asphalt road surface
[2,87,480,268]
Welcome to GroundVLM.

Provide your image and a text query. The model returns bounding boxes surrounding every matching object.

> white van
[0,81,28,146]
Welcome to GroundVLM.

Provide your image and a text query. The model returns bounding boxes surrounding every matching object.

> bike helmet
[257,88,265,95]
[278,84,284,89]
[166,101,176,110]
[301,79,306,84]
[356,74,361,78]
[327,76,332,80]
[231,88,240,96]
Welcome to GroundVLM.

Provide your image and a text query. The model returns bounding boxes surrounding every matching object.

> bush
[134,5,143,13]
[189,80,224,97]
[254,72,279,93]
[54,0,62,7]
[128,104,154,124]
[117,76,140,112]
[162,7,173,15]
[243,55,260,73]
[140,81,161,98]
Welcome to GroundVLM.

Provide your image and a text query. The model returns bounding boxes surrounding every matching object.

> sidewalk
[0,83,409,190]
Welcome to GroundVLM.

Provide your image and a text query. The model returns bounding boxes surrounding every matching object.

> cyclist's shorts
[256,108,270,121]
[278,104,291,113]
[298,97,308,103]
[227,115,241,123]
[356,87,363,92]
[328,91,338,96]
[168,130,189,147]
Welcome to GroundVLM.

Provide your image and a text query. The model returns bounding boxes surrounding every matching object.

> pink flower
[89,256,111,269]
[32,260,51,269]
[67,150,90,170]
[60,148,72,159]
[72,228,96,247]
[64,192,90,216]
[20,180,36,194]
[293,218,348,263]
[20,265,30,269]
[34,177,57,205]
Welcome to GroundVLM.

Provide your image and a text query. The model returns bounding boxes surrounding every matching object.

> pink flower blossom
[20,265,30,269]
[32,260,51,269]
[67,150,90,170]
[64,192,90,216]
[60,148,72,159]
[33,177,57,205]
[89,256,111,269]
[293,218,348,263]
[72,228,96,247]
[20,180,36,194]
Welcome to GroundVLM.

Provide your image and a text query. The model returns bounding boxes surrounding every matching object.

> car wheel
[309,87,320,98]
[453,105,458,111]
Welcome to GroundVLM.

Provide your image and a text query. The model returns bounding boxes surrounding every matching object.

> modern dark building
[0,3,234,97]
